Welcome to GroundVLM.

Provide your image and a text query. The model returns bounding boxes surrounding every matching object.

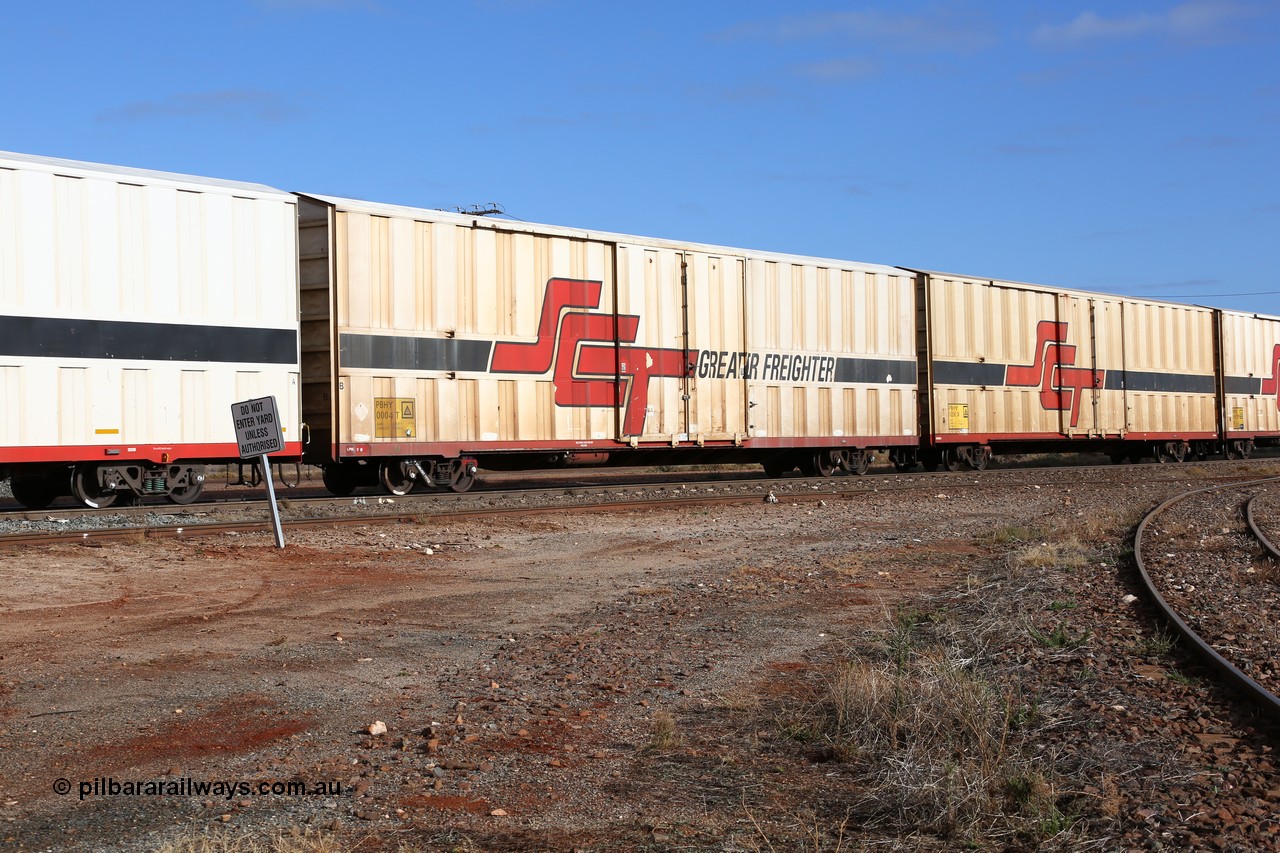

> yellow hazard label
[1232,406,1245,430]
[375,397,416,438]
[947,403,970,431]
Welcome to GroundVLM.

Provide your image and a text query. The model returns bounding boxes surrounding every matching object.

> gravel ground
[1,462,1279,851]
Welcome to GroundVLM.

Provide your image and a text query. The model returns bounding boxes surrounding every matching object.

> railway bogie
[6,462,207,508]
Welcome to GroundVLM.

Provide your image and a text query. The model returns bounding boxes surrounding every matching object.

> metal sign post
[231,395,286,549]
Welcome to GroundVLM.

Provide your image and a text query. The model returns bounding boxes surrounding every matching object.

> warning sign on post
[232,396,284,458]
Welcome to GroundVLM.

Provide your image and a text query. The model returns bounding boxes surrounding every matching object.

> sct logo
[1006,320,1101,428]
[489,278,688,435]
[1260,344,1280,411]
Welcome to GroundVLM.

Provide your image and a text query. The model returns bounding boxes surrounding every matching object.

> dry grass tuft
[1008,537,1089,572]
[1246,555,1280,584]
[158,827,339,853]
[789,603,1082,845]
[818,648,1032,839]
[978,524,1043,546]
[1065,504,1145,539]
[645,710,683,753]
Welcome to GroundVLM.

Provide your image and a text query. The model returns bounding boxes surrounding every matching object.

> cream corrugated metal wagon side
[0,152,302,508]
[908,269,1220,470]
[1216,309,1280,459]
[295,193,917,495]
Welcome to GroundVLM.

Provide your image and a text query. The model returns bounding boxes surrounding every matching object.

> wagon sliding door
[1056,294,1120,438]
[1090,298,1126,437]
[684,251,748,441]
[614,245,747,442]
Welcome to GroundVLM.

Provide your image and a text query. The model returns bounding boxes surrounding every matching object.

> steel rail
[6,464,1277,547]
[1133,476,1280,720]
[4,462,1274,524]
[0,488,841,548]
[1245,493,1280,561]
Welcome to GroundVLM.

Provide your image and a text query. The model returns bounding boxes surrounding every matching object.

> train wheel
[1171,442,1187,463]
[1155,443,1175,464]
[71,465,118,509]
[943,449,963,472]
[1242,440,1255,459]
[449,459,478,493]
[9,476,60,509]
[812,451,840,478]
[889,449,917,472]
[167,466,206,505]
[761,458,792,478]
[379,461,416,496]
[322,465,359,497]
[167,480,204,505]
[846,450,872,476]
[966,447,991,471]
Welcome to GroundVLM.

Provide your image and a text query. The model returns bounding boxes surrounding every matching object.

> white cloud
[794,57,879,82]
[717,9,996,54]
[97,90,303,123]
[1033,1,1260,47]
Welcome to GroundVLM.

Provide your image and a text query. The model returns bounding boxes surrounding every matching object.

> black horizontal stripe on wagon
[1224,376,1263,395]
[340,333,493,373]
[931,361,1008,386]
[931,360,1216,395]
[832,357,916,385]
[1103,371,1216,394]
[0,315,297,364]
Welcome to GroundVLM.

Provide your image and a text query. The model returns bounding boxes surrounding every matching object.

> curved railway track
[1134,477,1280,720]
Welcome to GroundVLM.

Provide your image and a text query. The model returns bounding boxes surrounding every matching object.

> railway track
[5,457,1280,549]
[1134,477,1280,720]
[0,469,851,547]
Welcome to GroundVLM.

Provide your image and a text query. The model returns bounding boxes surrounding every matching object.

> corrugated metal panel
[687,252,747,440]
[330,204,620,446]
[1121,301,1216,434]
[615,244,688,440]
[0,154,301,454]
[746,260,915,440]
[922,273,1216,440]
[1220,311,1280,436]
[314,191,918,454]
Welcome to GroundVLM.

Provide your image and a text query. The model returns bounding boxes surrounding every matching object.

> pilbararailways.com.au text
[55,776,344,801]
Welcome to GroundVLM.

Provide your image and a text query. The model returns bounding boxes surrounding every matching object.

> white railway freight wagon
[1217,309,1280,458]
[295,194,918,494]
[911,270,1220,469]
[0,151,302,508]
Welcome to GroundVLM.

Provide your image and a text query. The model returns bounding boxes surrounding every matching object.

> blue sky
[4,1,1278,313]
